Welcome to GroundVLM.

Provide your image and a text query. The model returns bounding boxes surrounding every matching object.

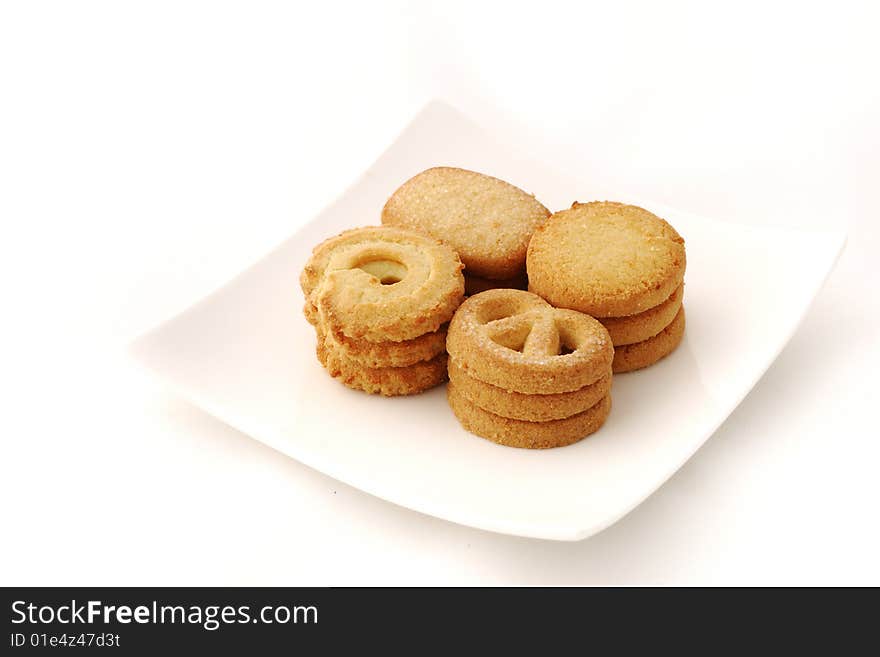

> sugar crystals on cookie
[527,201,687,372]
[381,167,550,287]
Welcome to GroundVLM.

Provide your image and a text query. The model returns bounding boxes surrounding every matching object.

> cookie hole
[555,322,580,356]
[489,324,531,353]
[356,258,408,285]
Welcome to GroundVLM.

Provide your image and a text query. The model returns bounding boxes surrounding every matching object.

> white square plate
[132,101,845,541]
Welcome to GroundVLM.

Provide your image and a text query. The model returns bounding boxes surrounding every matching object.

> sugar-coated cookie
[317,334,448,396]
[527,201,685,318]
[447,384,611,449]
[612,306,686,373]
[446,289,613,394]
[300,226,464,342]
[382,167,550,280]
[600,284,683,346]
[448,359,611,422]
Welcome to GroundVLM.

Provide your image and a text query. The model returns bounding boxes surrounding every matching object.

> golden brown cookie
[447,383,611,449]
[382,167,550,279]
[448,359,611,422]
[303,299,318,326]
[446,289,613,394]
[600,284,684,346]
[612,306,686,373]
[464,270,528,297]
[527,201,686,318]
[317,333,448,396]
[322,324,447,368]
[300,226,464,342]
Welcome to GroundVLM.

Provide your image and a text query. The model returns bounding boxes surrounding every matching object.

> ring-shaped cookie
[321,324,447,368]
[317,335,448,396]
[300,226,464,342]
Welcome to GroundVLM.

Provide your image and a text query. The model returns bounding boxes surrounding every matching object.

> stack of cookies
[446,289,614,449]
[527,201,686,373]
[298,168,690,449]
[381,167,549,296]
[300,226,465,395]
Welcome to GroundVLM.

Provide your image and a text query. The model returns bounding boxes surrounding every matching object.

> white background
[1,1,878,585]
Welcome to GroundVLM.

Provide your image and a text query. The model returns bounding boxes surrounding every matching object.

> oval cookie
[382,167,550,279]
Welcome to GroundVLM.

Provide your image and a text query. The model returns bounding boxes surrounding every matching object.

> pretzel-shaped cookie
[446,289,613,394]
[300,226,464,342]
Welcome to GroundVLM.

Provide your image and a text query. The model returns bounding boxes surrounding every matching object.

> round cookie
[464,270,528,297]
[448,359,611,422]
[300,226,464,342]
[323,324,447,368]
[447,384,611,449]
[527,201,686,318]
[382,167,550,280]
[446,289,613,394]
[317,334,448,396]
[613,306,686,373]
[600,284,684,346]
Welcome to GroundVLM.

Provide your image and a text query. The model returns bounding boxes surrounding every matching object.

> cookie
[303,299,319,326]
[600,284,683,346]
[612,306,686,373]
[317,333,448,396]
[300,226,465,342]
[527,201,686,318]
[382,167,550,280]
[464,270,528,297]
[447,383,611,449]
[446,289,613,394]
[448,359,611,422]
[324,324,447,368]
